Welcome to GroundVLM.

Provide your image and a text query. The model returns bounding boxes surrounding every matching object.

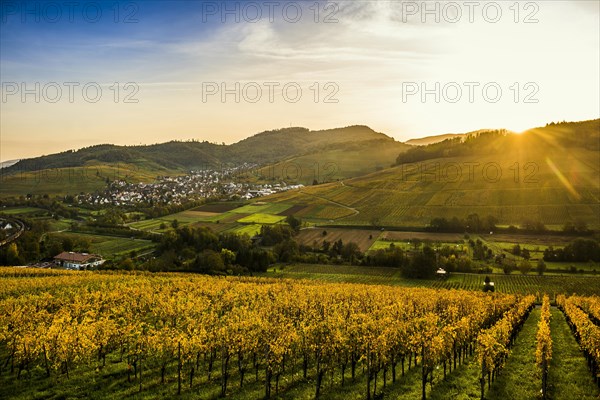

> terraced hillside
[264,121,600,229]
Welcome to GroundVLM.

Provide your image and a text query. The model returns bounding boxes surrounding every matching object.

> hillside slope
[0,125,408,196]
[264,120,600,229]
[5,125,396,173]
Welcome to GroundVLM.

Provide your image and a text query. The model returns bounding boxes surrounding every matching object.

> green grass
[47,218,74,232]
[485,309,541,399]
[226,224,262,237]
[426,357,482,400]
[237,213,285,224]
[368,239,466,252]
[128,211,215,232]
[231,203,292,215]
[128,219,167,231]
[547,308,600,399]
[368,240,410,251]
[0,338,452,400]
[49,232,155,258]
[0,207,46,215]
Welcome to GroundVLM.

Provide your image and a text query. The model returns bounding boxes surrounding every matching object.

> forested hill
[396,120,599,165]
[6,125,397,173]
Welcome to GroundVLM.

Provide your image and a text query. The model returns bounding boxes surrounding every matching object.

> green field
[236,213,285,224]
[128,202,291,233]
[230,202,292,215]
[128,211,217,231]
[49,232,155,258]
[226,224,262,237]
[0,207,47,215]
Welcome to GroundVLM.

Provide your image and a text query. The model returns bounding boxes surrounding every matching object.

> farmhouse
[53,252,105,270]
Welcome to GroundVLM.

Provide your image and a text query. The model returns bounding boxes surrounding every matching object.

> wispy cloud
[1,0,598,160]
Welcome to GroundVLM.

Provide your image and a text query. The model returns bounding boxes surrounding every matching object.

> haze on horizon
[1,0,599,161]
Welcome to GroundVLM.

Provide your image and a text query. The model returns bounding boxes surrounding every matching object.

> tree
[331,239,344,257]
[171,219,179,229]
[404,245,436,279]
[120,258,135,271]
[485,215,498,231]
[502,259,516,274]
[536,259,546,276]
[47,241,63,258]
[285,215,302,232]
[466,213,481,232]
[62,237,74,252]
[512,244,521,257]
[518,260,532,275]
[192,249,225,273]
[259,225,293,246]
[6,243,21,265]
[521,248,530,260]
[77,237,92,253]
[220,249,236,266]
[341,242,361,264]
[410,239,422,251]
[97,208,124,226]
[574,220,588,233]
[273,240,299,263]
[562,221,576,233]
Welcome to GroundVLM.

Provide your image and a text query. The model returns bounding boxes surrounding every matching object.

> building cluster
[73,165,304,206]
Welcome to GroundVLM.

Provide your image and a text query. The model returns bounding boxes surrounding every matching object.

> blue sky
[1,1,599,160]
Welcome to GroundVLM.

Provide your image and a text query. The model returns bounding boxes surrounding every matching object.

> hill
[4,125,397,173]
[0,160,19,170]
[404,129,512,146]
[263,120,600,229]
[0,125,407,196]
[405,133,467,146]
[254,130,410,185]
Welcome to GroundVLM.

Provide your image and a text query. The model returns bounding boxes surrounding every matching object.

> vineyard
[270,264,600,297]
[1,268,599,399]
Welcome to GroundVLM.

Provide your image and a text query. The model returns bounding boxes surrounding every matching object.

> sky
[1,0,599,161]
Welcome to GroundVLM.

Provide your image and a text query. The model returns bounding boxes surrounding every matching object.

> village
[73,164,304,207]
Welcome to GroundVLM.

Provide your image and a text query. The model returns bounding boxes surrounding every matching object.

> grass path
[485,308,541,400]
[547,308,600,399]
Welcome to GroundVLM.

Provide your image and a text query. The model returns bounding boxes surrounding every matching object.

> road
[0,218,25,247]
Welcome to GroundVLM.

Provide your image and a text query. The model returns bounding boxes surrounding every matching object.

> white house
[53,252,105,270]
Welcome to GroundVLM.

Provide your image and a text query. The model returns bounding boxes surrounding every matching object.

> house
[53,252,105,270]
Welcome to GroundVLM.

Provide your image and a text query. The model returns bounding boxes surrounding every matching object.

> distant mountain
[406,133,467,146]
[405,129,509,146]
[4,125,401,174]
[0,160,20,169]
